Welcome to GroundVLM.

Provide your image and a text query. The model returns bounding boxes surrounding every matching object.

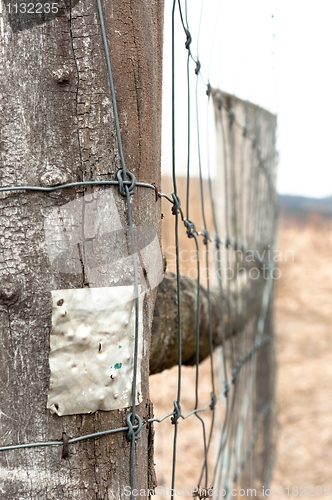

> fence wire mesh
[151,89,277,497]
[0,0,277,498]
[150,1,278,497]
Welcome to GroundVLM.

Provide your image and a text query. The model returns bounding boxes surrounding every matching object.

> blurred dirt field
[270,215,332,494]
[150,177,332,497]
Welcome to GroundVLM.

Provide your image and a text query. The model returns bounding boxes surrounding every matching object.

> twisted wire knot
[171,192,181,215]
[117,169,136,196]
[185,29,192,50]
[216,92,223,110]
[210,392,217,410]
[229,107,235,126]
[184,218,196,238]
[202,228,210,245]
[126,412,143,441]
[214,234,221,250]
[195,60,201,75]
[171,400,181,424]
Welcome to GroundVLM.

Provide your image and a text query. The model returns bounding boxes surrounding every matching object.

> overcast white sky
[161,0,332,199]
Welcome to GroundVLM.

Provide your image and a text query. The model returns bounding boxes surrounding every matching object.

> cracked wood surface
[0,0,163,498]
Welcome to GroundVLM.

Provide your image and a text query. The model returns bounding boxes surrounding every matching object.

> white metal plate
[47,286,144,416]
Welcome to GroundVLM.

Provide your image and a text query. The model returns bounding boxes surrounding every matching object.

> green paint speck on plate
[114,363,122,369]
[118,345,122,349]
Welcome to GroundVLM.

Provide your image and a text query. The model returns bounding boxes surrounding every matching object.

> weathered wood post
[0,0,164,497]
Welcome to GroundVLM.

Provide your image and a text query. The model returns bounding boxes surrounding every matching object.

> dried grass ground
[150,177,332,497]
[271,217,332,495]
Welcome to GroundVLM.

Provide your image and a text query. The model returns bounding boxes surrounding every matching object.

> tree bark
[150,271,265,375]
[0,0,163,498]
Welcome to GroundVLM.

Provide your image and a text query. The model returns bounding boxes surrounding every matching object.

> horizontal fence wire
[156,1,278,497]
[0,0,277,498]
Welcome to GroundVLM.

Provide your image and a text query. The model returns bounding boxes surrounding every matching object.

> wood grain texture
[0,0,163,497]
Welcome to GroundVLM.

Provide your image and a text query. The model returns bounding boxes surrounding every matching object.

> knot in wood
[0,277,19,303]
[39,169,68,187]
[52,67,70,84]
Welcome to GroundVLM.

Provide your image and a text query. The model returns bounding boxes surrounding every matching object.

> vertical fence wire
[0,1,278,498]
[158,1,278,497]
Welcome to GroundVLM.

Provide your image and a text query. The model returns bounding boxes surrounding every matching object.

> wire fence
[151,0,278,497]
[152,94,277,498]
[0,0,277,498]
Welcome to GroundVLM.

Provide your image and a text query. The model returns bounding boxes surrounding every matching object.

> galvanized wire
[0,2,277,498]
[163,2,277,497]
